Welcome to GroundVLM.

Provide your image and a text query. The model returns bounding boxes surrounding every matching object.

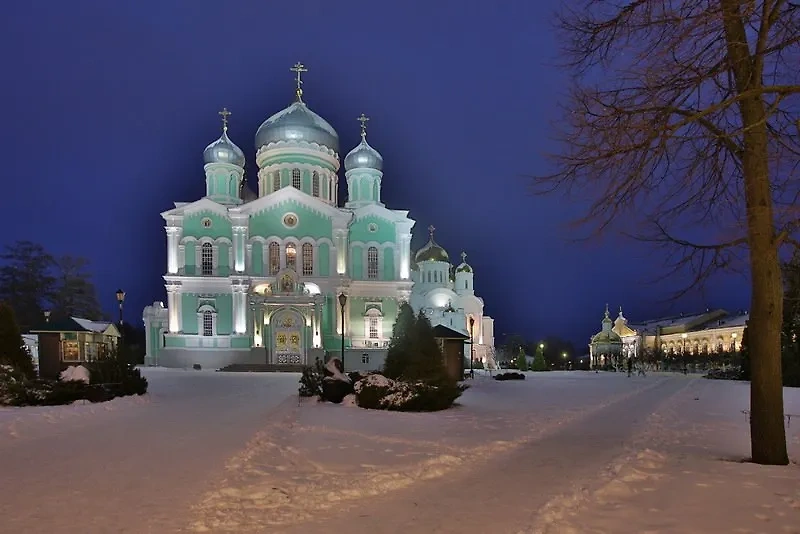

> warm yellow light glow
[681,333,688,339]
[254,333,262,347]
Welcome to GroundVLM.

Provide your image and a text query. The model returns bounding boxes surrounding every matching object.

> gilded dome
[203,129,245,167]
[344,136,383,172]
[415,226,449,263]
[255,101,339,154]
[455,251,472,273]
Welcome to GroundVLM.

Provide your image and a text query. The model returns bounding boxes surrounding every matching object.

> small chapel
[142,63,494,371]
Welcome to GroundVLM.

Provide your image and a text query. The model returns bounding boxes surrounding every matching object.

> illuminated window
[286,242,297,270]
[302,243,313,275]
[292,169,301,189]
[61,340,80,361]
[368,316,379,339]
[312,171,319,197]
[367,246,378,279]
[202,311,213,336]
[201,243,213,275]
[272,172,280,192]
[268,242,280,275]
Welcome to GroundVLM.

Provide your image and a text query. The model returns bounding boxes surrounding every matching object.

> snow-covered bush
[354,373,467,412]
[299,359,325,397]
[59,365,91,384]
[494,372,526,381]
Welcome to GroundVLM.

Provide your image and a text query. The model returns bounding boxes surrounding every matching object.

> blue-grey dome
[203,129,245,167]
[255,101,339,154]
[344,136,383,172]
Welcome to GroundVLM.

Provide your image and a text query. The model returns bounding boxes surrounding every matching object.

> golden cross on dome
[461,251,467,262]
[218,107,231,131]
[357,113,370,138]
[290,62,308,102]
[428,225,436,237]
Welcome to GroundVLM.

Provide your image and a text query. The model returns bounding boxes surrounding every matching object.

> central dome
[255,101,339,154]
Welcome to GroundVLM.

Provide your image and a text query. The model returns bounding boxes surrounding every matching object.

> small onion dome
[255,101,339,154]
[455,251,472,273]
[204,128,245,167]
[590,329,622,344]
[415,225,449,263]
[344,135,383,172]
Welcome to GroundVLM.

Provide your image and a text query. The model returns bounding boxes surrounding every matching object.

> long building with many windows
[143,65,494,370]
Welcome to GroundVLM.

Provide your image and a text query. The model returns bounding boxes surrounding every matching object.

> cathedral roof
[203,110,245,167]
[255,101,339,154]
[415,225,449,263]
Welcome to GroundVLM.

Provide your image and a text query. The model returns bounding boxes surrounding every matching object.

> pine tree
[0,241,56,331]
[50,255,103,320]
[411,310,447,383]
[516,347,527,371]
[383,302,416,379]
[0,302,35,378]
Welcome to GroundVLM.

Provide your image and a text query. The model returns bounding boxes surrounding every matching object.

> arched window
[292,169,301,189]
[286,242,297,270]
[465,280,468,289]
[328,178,333,200]
[312,172,320,197]
[367,246,379,279]
[202,310,213,336]
[272,172,280,192]
[268,242,280,275]
[302,243,313,275]
[201,242,213,275]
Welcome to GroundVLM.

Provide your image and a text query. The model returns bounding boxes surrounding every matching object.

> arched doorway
[271,309,304,365]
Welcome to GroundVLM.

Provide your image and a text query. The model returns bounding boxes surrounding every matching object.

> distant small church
[143,63,494,371]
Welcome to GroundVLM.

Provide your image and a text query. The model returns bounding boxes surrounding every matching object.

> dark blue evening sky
[1,0,749,348]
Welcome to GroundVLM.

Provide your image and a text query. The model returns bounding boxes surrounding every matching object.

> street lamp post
[681,333,688,374]
[469,316,475,378]
[116,289,126,326]
[43,310,51,323]
[338,292,347,371]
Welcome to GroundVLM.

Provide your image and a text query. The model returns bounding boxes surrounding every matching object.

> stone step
[217,363,305,373]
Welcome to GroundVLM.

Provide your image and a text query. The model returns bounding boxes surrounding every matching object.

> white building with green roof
[143,64,494,370]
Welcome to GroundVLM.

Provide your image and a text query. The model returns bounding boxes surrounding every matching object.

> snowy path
[276,376,689,534]
[0,369,298,534]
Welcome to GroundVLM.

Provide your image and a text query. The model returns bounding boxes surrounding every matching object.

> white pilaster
[399,232,412,280]
[335,230,347,275]
[166,283,181,333]
[233,226,247,272]
[166,226,182,274]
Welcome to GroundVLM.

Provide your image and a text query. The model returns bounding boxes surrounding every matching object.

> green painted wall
[249,199,333,239]
[231,336,251,349]
[185,241,196,275]
[215,294,233,335]
[318,243,330,276]
[217,242,230,276]
[181,294,198,333]
[183,211,232,240]
[351,245,363,279]
[349,215,395,244]
[251,243,263,275]
[383,247,395,280]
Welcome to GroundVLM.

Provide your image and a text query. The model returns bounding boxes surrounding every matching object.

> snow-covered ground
[1,369,798,533]
[0,368,300,533]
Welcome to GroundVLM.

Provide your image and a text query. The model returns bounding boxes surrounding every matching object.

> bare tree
[537,0,799,465]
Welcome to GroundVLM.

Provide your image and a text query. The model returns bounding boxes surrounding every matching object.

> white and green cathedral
[143,64,495,371]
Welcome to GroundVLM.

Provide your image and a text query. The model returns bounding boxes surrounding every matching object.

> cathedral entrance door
[272,310,304,365]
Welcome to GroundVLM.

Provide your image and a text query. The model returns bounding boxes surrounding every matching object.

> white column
[399,232,411,280]
[166,227,181,274]
[166,284,181,333]
[336,230,347,275]
[232,286,247,334]
[233,226,246,272]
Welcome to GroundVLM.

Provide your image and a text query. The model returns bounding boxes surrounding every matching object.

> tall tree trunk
[741,101,788,465]
[720,0,788,466]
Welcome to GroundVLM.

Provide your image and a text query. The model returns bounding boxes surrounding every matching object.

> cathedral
[142,64,494,371]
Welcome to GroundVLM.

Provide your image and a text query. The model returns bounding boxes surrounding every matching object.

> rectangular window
[302,243,313,276]
[368,317,379,339]
[367,246,379,279]
[292,169,301,189]
[203,312,213,336]
[312,172,320,197]
[268,242,280,275]
[273,172,280,192]
[61,341,81,361]
[201,243,213,275]
[361,354,370,364]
